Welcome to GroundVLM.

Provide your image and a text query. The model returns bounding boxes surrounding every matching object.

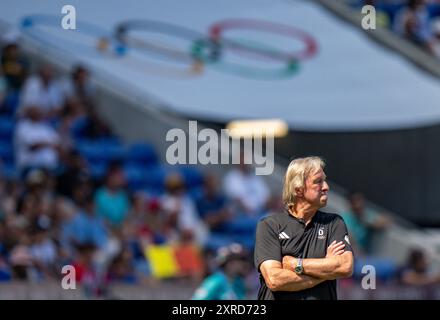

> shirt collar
[285,209,319,227]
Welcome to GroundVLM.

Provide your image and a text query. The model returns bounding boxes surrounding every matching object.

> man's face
[302,168,329,208]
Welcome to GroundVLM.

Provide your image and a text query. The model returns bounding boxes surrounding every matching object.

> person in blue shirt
[192,243,251,300]
[94,163,130,227]
[61,194,109,254]
[196,174,233,233]
[341,192,391,255]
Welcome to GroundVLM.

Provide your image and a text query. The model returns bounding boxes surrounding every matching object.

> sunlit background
[1,0,440,299]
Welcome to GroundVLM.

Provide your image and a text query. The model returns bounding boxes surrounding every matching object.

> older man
[254,156,353,300]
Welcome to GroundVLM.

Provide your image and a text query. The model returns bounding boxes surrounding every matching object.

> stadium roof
[2,0,440,131]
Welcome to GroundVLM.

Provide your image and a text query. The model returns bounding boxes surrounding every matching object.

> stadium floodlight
[226,119,288,139]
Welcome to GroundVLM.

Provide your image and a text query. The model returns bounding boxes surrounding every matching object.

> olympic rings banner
[20,14,318,80]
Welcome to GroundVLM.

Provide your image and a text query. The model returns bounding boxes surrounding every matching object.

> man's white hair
[282,156,325,208]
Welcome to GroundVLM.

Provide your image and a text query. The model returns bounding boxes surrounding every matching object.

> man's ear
[295,187,304,198]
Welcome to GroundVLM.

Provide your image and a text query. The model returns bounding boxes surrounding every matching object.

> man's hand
[260,260,325,292]
[282,241,345,270]
[281,240,353,280]
[282,255,297,270]
[326,240,345,258]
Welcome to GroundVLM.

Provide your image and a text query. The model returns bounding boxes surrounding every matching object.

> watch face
[295,266,303,274]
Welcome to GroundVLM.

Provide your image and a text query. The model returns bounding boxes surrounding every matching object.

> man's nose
[322,181,329,191]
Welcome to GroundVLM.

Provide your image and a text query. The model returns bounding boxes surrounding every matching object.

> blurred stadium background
[1,0,440,299]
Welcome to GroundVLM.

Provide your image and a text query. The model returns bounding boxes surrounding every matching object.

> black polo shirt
[254,210,353,300]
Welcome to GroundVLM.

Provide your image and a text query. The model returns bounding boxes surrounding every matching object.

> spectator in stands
[56,97,87,150]
[8,232,34,280]
[399,248,440,286]
[117,194,159,285]
[341,192,392,255]
[0,223,12,281]
[80,106,114,139]
[56,150,90,199]
[129,195,169,245]
[124,193,162,244]
[1,34,29,114]
[192,243,251,300]
[0,69,6,109]
[29,223,57,280]
[61,65,95,107]
[94,163,130,228]
[264,195,285,216]
[223,152,270,215]
[14,106,61,173]
[60,194,109,255]
[394,0,436,53]
[70,179,94,206]
[13,170,53,234]
[1,33,28,92]
[12,193,38,234]
[196,174,234,232]
[19,65,64,118]
[161,173,208,245]
[71,242,103,297]
[0,179,19,219]
[432,17,440,57]
[62,96,87,120]
[107,246,137,284]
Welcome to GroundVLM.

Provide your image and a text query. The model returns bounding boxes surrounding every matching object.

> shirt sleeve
[254,219,282,272]
[329,215,353,253]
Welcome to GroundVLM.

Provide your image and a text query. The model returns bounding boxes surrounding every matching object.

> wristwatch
[294,258,304,275]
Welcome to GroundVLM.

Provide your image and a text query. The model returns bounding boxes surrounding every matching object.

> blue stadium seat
[126,142,158,167]
[124,164,185,192]
[1,91,20,116]
[178,166,204,188]
[70,117,88,139]
[0,117,14,141]
[124,164,149,191]
[145,165,167,192]
[0,163,18,180]
[428,4,440,19]
[0,141,14,165]
[87,161,108,180]
[76,138,126,163]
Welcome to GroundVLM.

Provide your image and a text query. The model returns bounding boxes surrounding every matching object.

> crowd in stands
[0,34,274,297]
[1,31,440,299]
[353,0,440,58]
[341,191,440,289]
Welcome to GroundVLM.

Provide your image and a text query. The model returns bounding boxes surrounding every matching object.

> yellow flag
[145,244,179,279]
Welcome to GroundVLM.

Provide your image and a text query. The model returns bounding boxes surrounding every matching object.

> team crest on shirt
[318,227,325,240]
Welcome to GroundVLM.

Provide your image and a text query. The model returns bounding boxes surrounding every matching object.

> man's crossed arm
[260,241,354,292]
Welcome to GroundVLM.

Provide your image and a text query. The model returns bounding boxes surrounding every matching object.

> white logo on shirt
[344,235,351,245]
[278,232,290,239]
[318,227,325,240]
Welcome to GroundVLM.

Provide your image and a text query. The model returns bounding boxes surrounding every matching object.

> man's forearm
[268,268,325,292]
[302,257,343,280]
[283,254,353,280]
